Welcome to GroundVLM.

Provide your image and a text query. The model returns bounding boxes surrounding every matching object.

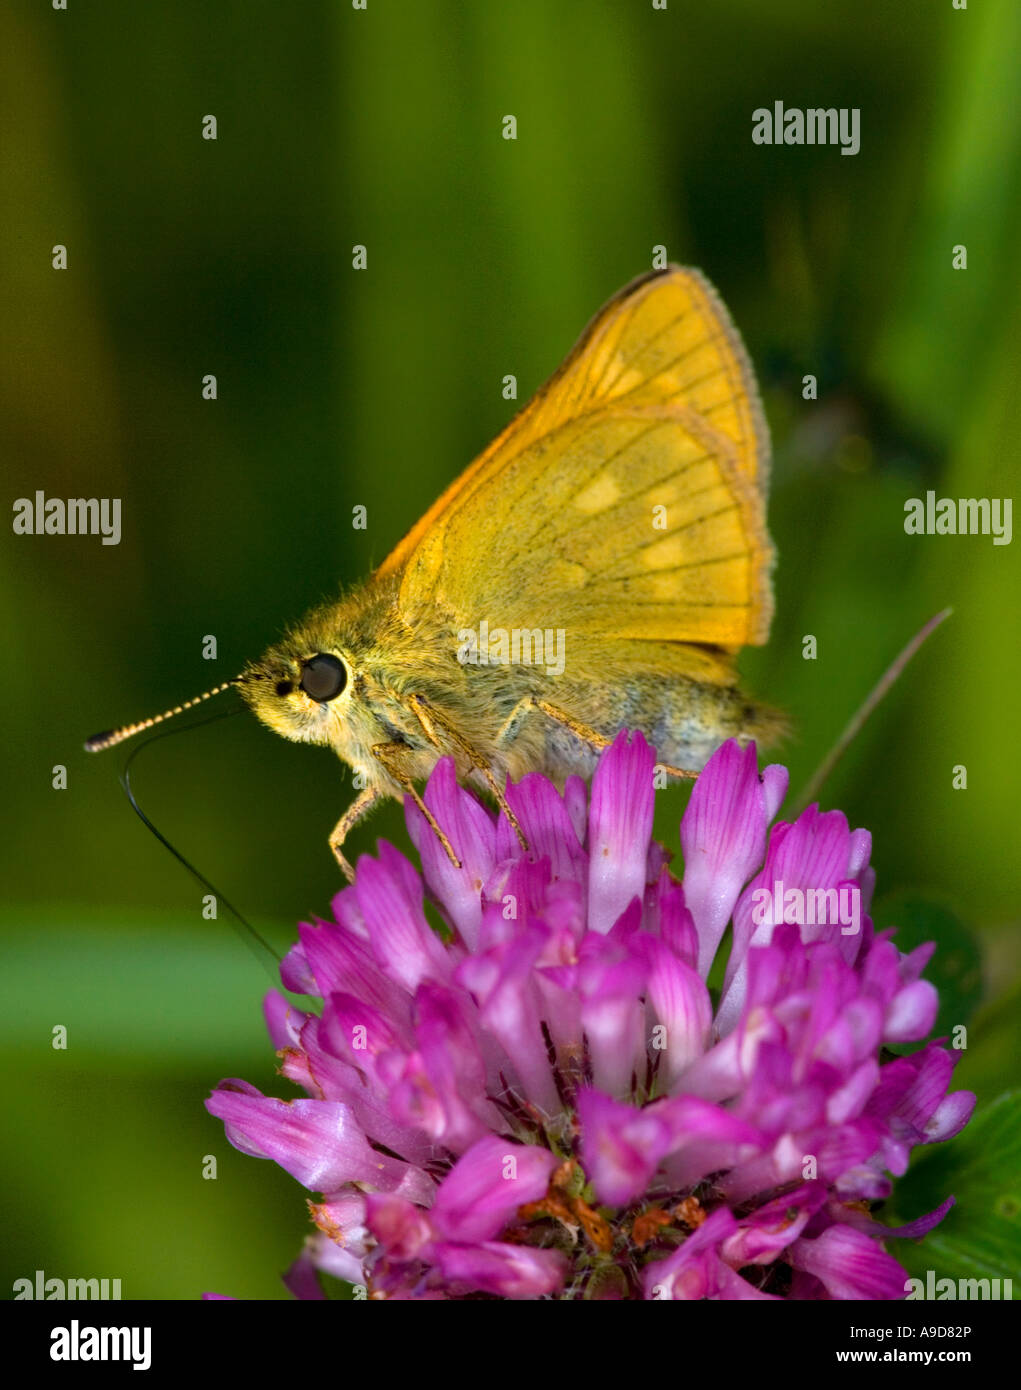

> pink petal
[432,1241,568,1298]
[681,741,785,979]
[206,1081,434,1202]
[790,1225,909,1300]
[431,1134,560,1242]
[587,731,655,934]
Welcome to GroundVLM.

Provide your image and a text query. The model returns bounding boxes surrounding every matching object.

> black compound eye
[299,653,347,703]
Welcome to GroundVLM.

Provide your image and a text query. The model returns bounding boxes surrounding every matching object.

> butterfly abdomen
[527,667,785,782]
[642,680,786,770]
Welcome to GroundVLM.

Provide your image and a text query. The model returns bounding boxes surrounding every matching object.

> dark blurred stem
[793,607,953,815]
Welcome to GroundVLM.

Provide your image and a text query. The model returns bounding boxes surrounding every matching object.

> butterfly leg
[406,693,529,852]
[531,698,614,750]
[370,739,463,870]
[329,785,385,882]
[654,761,699,781]
[505,697,700,781]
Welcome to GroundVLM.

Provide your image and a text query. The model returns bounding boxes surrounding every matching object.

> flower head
[207,733,973,1300]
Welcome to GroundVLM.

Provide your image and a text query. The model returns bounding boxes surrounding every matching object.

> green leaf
[885,1092,1021,1294]
[952,979,1021,1101]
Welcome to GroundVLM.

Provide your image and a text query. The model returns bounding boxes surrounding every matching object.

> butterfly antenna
[793,607,952,814]
[118,708,282,981]
[84,679,243,752]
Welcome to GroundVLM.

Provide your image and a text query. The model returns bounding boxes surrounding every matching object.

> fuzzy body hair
[238,573,783,800]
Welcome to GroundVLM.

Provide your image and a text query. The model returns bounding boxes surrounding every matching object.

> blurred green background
[2,0,1018,1299]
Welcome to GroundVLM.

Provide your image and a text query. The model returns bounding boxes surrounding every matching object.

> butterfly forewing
[378,266,774,654]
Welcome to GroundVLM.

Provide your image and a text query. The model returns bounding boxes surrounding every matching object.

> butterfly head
[238,639,354,747]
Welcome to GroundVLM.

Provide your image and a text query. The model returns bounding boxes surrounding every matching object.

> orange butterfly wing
[376,266,774,652]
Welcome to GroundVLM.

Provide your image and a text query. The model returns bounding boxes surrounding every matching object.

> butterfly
[88,266,781,878]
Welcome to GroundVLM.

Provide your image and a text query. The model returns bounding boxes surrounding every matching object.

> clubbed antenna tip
[84,679,241,752]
